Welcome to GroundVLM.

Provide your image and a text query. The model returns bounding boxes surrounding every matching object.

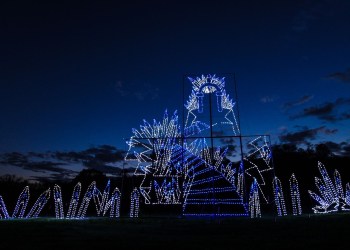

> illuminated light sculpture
[334,170,344,199]
[273,177,287,216]
[26,188,51,218]
[244,136,274,203]
[237,162,244,198]
[12,186,30,218]
[66,182,81,219]
[0,195,9,219]
[77,181,96,219]
[154,178,182,204]
[103,187,121,217]
[100,180,111,215]
[289,173,302,215]
[181,144,248,216]
[185,74,240,135]
[125,74,273,217]
[125,110,183,205]
[249,178,261,218]
[346,183,350,205]
[93,180,122,218]
[53,184,64,219]
[130,188,140,218]
[309,162,350,213]
[93,187,102,216]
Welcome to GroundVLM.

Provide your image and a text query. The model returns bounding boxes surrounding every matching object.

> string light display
[289,173,302,215]
[309,162,350,213]
[130,188,140,218]
[124,74,274,217]
[99,180,111,215]
[249,178,261,218]
[103,187,121,217]
[66,182,81,219]
[185,74,240,135]
[12,186,30,218]
[0,195,9,219]
[0,181,123,220]
[244,136,274,203]
[237,162,244,198]
[273,177,287,216]
[26,188,51,218]
[77,181,96,219]
[53,184,64,219]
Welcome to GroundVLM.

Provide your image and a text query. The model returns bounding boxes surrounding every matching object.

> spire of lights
[26,188,51,218]
[0,195,9,219]
[53,184,64,219]
[12,186,30,218]
[249,178,261,218]
[66,182,81,219]
[273,177,287,216]
[289,173,302,216]
[130,188,140,218]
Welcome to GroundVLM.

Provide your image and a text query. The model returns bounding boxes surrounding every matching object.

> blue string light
[53,184,64,219]
[309,162,350,213]
[0,195,9,219]
[273,177,287,216]
[289,173,302,216]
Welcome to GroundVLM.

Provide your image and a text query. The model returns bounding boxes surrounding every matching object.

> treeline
[0,143,349,216]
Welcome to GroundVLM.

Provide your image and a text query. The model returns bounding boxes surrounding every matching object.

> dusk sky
[1,1,350,180]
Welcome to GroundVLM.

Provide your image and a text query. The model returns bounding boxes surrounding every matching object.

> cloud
[260,96,278,103]
[322,141,350,157]
[0,145,127,182]
[291,0,333,32]
[326,68,350,83]
[290,98,350,122]
[114,80,160,101]
[282,95,314,110]
[279,126,337,145]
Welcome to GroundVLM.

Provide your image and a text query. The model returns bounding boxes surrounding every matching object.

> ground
[0,213,349,249]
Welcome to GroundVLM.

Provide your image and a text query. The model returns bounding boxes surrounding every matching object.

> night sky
[1,1,350,180]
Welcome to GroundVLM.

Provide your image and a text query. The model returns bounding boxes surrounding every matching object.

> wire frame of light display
[249,178,261,218]
[130,188,140,218]
[103,187,121,217]
[26,188,51,218]
[12,186,30,218]
[125,74,274,217]
[53,184,64,219]
[309,162,350,213]
[77,181,97,219]
[0,195,9,219]
[66,182,82,219]
[272,177,287,216]
[0,181,123,220]
[289,173,302,216]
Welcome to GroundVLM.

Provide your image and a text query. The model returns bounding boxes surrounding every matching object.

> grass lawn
[1,213,350,249]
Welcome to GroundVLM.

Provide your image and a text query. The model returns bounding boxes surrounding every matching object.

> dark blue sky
[1,0,350,156]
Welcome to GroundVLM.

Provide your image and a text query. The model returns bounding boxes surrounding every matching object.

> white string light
[26,188,51,218]
[12,186,30,218]
[66,182,81,219]
[309,162,350,213]
[249,178,261,218]
[289,173,302,216]
[0,195,9,219]
[77,181,96,219]
[130,188,140,218]
[273,177,287,216]
[53,184,64,219]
